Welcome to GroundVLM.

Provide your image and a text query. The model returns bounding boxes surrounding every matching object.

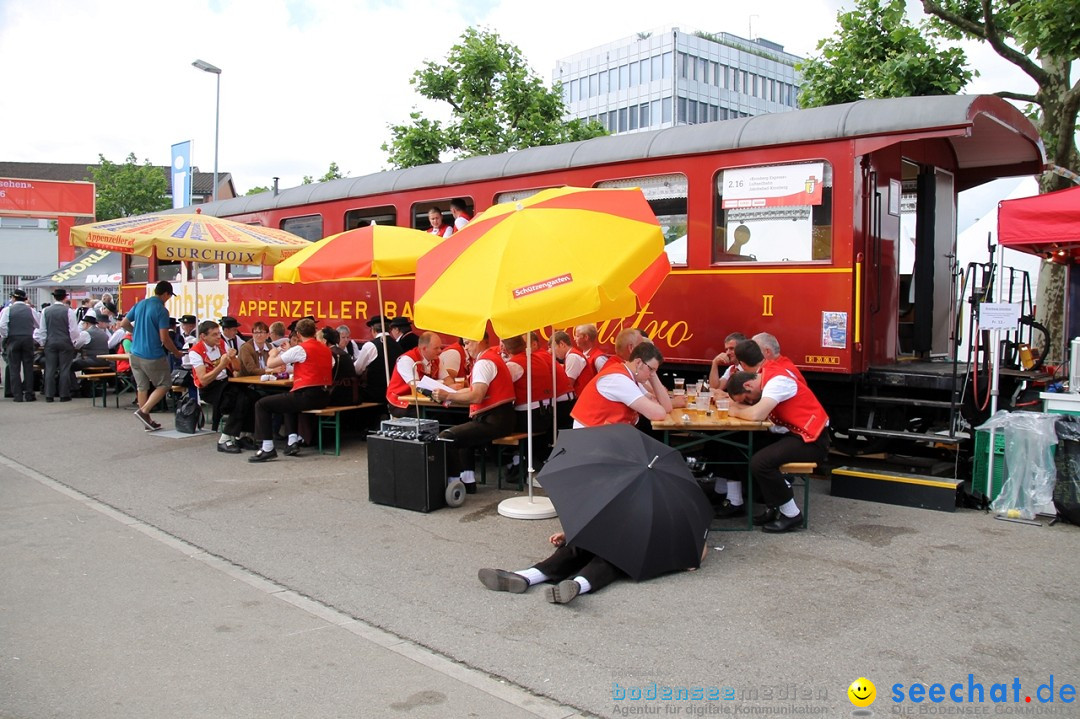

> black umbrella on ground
[537,424,713,581]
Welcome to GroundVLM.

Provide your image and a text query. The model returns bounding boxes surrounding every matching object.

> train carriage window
[228,264,263,279]
[189,261,219,280]
[412,200,465,232]
[596,174,688,267]
[156,258,182,283]
[493,188,550,205]
[713,161,833,264]
[345,206,397,230]
[280,214,323,242]
[127,255,149,284]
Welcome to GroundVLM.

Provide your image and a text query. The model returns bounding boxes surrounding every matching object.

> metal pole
[213,71,220,202]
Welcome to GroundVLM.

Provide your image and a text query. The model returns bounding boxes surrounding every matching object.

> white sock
[726,481,743,505]
[288,433,300,445]
[573,576,592,594]
[516,568,548,586]
[261,440,275,452]
[779,499,800,517]
[713,477,726,494]
[219,434,233,444]
[461,470,475,484]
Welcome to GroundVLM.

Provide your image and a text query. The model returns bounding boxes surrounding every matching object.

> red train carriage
[118,95,1044,482]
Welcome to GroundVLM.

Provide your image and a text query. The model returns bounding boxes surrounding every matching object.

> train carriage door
[900,162,956,358]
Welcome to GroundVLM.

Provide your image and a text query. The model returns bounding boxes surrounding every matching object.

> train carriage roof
[194,95,1044,218]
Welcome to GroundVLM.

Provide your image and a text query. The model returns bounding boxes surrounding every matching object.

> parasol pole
[551,326,559,448]
[526,334,535,499]
[376,275,391,382]
[498,327,556,520]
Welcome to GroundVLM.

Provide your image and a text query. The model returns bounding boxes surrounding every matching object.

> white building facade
[555,27,802,134]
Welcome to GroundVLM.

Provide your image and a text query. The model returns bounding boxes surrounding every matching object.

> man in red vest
[726,367,829,533]
[187,319,254,453]
[386,331,443,417]
[571,323,609,395]
[752,331,807,384]
[431,331,516,494]
[571,343,672,428]
[249,318,334,462]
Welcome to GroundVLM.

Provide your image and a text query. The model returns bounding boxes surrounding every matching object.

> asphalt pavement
[1,394,1078,719]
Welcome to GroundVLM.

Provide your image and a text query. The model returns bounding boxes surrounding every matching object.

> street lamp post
[192,59,222,203]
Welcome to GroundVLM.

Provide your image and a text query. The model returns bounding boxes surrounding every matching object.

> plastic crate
[972,429,1006,500]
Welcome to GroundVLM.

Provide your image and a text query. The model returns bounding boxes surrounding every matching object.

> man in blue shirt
[120,281,185,431]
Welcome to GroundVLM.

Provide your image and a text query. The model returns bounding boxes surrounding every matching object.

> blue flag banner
[171,141,193,209]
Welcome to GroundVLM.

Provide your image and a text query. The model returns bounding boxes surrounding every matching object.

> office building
[555,27,803,134]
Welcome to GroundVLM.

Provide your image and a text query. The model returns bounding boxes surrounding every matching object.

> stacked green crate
[972,430,1006,500]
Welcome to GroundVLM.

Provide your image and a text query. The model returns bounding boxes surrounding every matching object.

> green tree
[798,0,972,108]
[382,27,606,169]
[89,153,170,220]
[302,161,346,185]
[245,185,271,196]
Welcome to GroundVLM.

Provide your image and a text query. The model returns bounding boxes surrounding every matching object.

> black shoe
[59,397,72,402]
[478,568,528,593]
[45,397,55,403]
[24,393,36,402]
[464,482,477,494]
[248,448,278,463]
[284,441,301,457]
[236,436,257,451]
[753,508,779,526]
[762,512,803,533]
[217,440,242,454]
[13,396,23,403]
[714,500,746,519]
[545,579,581,604]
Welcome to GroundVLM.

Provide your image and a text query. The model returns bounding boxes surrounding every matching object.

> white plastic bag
[975,410,1057,520]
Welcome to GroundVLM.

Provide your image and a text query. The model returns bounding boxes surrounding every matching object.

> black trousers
[749,431,829,507]
[533,545,623,593]
[438,402,515,476]
[44,343,76,399]
[254,386,330,440]
[72,356,110,372]
[6,336,35,397]
[199,380,255,436]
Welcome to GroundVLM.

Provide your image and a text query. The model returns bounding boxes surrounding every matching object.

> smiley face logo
[848,677,876,707]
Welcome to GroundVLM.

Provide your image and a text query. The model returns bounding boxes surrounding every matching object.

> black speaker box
[367,434,447,512]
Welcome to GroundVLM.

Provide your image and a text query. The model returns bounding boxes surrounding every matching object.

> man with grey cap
[0,288,40,401]
[34,288,81,402]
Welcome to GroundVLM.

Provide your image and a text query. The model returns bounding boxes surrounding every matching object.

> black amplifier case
[367,435,447,512]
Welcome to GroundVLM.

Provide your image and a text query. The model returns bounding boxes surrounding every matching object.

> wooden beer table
[652,409,772,531]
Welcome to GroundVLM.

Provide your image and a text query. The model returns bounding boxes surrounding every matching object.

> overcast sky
[1,0,1035,197]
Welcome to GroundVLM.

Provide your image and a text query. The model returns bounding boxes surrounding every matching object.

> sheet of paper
[417,375,457,393]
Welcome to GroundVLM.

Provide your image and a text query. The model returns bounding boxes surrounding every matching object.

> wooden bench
[75,371,117,408]
[778,462,818,528]
[490,432,543,490]
[302,403,380,455]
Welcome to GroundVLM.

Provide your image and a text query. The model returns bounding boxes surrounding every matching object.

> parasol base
[498,495,557,520]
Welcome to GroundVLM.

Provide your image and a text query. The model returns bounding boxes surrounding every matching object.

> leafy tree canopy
[89,153,170,221]
[382,27,606,169]
[245,185,271,196]
[798,0,972,108]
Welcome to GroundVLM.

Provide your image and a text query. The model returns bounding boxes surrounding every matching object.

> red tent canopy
[998,185,1080,263]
